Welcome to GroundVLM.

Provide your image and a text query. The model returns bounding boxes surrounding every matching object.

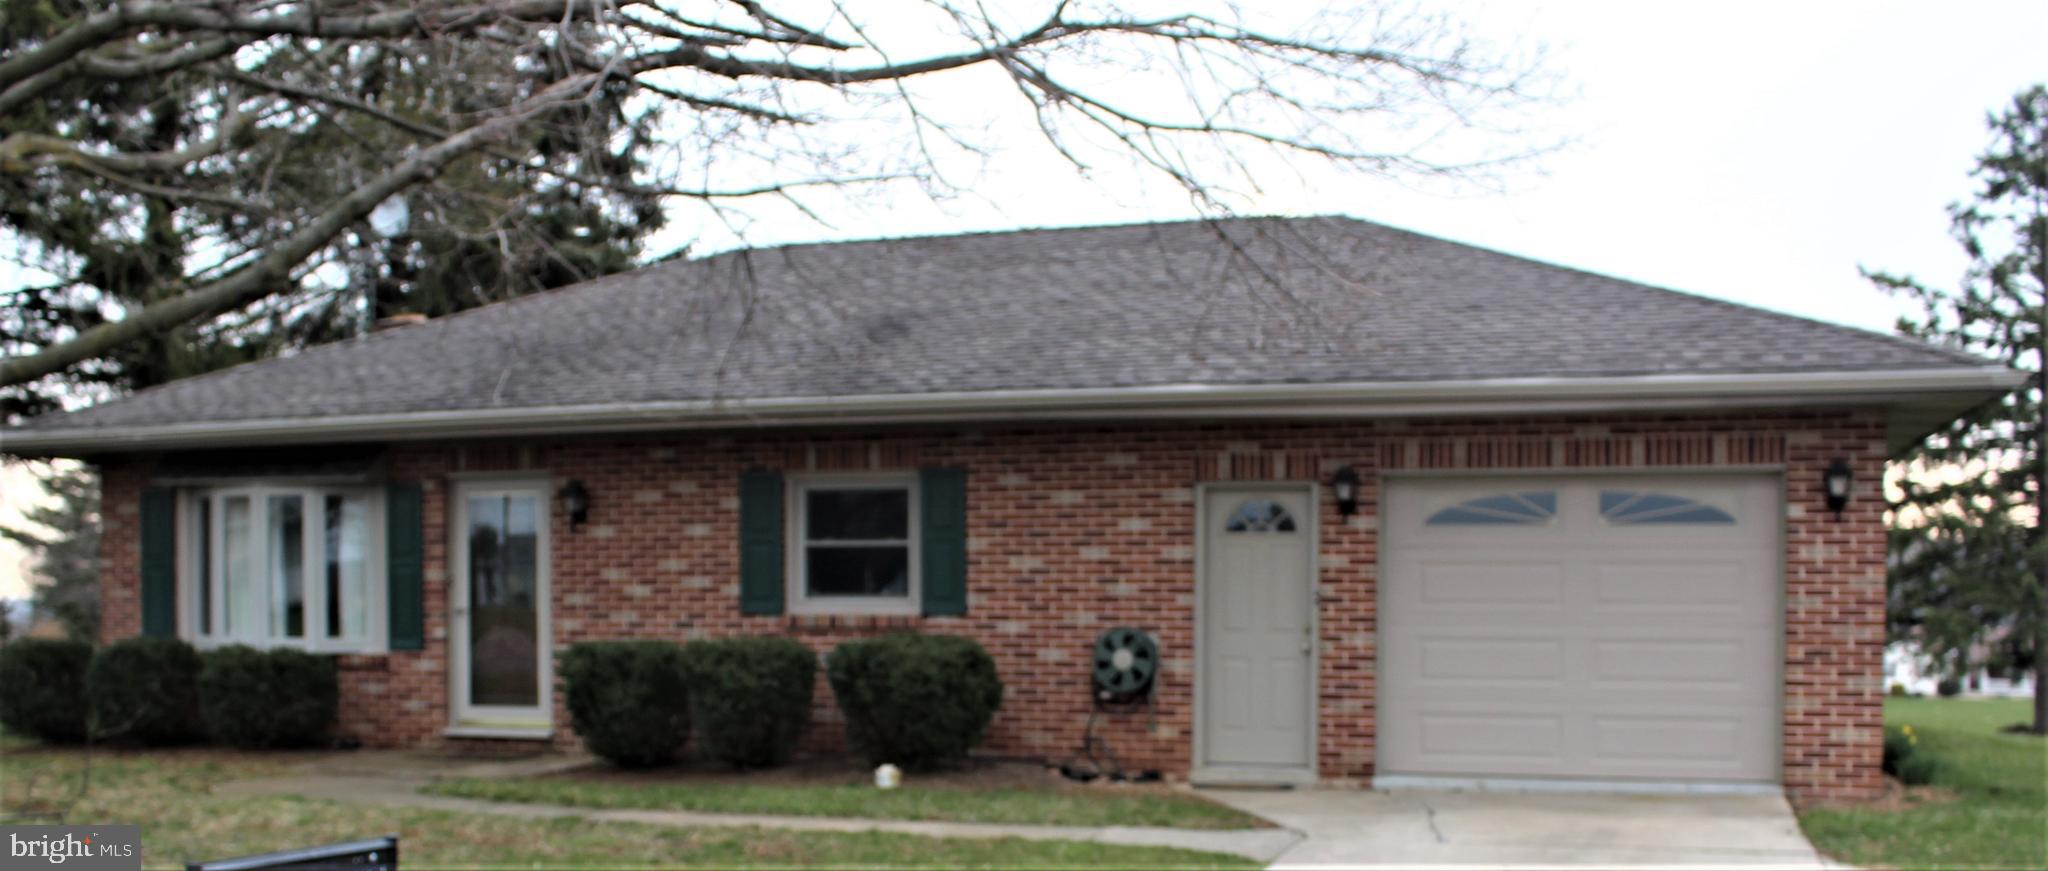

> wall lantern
[1329,466,1362,518]
[1822,459,1853,520]
[558,479,591,528]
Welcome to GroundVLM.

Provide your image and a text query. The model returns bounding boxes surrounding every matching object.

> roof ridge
[686,212,1331,262]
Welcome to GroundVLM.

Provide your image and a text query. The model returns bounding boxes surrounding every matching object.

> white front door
[1199,486,1316,776]
[450,480,553,732]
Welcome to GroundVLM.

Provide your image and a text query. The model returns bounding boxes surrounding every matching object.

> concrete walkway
[1203,787,1838,868]
[213,754,1300,864]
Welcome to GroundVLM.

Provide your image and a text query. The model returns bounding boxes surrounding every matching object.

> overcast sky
[646,0,2047,336]
[3,1,2044,601]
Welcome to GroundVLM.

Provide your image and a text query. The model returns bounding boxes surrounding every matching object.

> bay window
[184,486,384,651]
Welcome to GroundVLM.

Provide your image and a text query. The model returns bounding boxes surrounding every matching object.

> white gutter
[0,366,2022,455]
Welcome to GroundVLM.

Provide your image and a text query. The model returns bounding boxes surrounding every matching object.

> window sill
[443,724,552,741]
[188,637,385,655]
[786,598,919,618]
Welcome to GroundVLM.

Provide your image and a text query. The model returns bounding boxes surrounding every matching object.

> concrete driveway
[1204,788,1836,868]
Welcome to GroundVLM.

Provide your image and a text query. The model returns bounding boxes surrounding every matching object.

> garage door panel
[1591,561,1746,607]
[1419,713,1564,761]
[1418,561,1566,606]
[1382,476,1781,784]
[1590,639,1748,688]
[1419,638,1563,684]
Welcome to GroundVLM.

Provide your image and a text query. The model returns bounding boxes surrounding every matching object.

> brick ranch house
[2,216,2018,802]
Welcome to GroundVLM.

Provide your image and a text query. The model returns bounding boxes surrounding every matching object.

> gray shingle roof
[15,215,1988,433]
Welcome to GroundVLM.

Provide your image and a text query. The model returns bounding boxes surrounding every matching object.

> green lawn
[0,748,1254,868]
[1798,697,2047,870]
[427,774,1268,830]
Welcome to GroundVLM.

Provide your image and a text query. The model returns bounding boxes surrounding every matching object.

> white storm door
[1200,486,1316,772]
[450,480,553,731]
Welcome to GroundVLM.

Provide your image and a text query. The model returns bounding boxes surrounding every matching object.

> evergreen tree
[0,464,102,643]
[1873,85,2047,732]
[0,0,660,416]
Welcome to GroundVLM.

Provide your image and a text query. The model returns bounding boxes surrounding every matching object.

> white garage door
[1380,475,1781,784]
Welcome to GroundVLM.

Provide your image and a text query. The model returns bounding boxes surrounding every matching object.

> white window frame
[179,484,388,654]
[787,472,920,616]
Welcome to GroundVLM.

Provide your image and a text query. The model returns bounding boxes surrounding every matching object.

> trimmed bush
[683,636,815,768]
[1936,677,1962,697]
[1895,752,1940,786]
[0,638,93,743]
[1883,724,1940,786]
[88,636,203,745]
[1881,728,1913,774]
[559,640,691,767]
[199,645,339,749]
[825,633,1002,770]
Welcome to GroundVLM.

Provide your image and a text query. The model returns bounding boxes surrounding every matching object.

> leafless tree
[0,0,1546,391]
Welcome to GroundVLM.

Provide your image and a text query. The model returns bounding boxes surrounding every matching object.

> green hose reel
[1091,626,1158,703]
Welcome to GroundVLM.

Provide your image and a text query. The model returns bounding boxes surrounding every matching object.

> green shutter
[920,467,968,616]
[386,482,425,651]
[739,470,785,615]
[139,487,177,638]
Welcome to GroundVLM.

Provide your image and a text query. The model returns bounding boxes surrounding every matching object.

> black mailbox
[186,834,398,871]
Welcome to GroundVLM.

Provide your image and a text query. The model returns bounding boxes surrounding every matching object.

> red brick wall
[93,409,1887,801]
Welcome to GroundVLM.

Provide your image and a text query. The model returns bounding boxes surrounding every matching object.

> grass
[0,747,1254,868]
[426,774,1268,830]
[1798,697,2047,870]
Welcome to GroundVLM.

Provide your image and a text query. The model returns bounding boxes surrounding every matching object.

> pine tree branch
[0,74,602,389]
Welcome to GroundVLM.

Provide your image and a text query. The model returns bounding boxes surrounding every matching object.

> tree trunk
[2035,210,2047,735]
[2035,368,2046,734]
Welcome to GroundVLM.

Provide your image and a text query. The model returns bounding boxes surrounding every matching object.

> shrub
[0,638,93,743]
[683,636,816,768]
[1896,752,1940,786]
[199,645,339,749]
[1881,728,1913,774]
[1936,677,1962,697]
[1887,682,1909,697]
[1883,724,1940,786]
[825,633,1002,770]
[559,640,691,767]
[87,637,203,745]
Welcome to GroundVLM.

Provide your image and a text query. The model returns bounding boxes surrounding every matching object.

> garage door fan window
[1599,491,1734,525]
[1425,491,1557,526]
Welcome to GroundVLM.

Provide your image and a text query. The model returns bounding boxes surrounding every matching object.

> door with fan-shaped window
[1198,486,1316,779]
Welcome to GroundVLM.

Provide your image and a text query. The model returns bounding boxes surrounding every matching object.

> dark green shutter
[920,467,968,616]
[739,470,785,615]
[386,482,425,651]
[139,487,177,638]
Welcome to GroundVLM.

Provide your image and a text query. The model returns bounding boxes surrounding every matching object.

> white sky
[647,0,2046,336]
[3,0,2044,601]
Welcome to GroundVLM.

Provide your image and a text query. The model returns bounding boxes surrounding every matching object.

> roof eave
[1,366,2022,458]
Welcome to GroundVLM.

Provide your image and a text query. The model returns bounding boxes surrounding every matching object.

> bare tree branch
[1,0,1551,397]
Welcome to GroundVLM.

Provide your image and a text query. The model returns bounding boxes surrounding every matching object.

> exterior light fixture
[1822,459,1853,520]
[1329,466,1362,518]
[558,479,591,527]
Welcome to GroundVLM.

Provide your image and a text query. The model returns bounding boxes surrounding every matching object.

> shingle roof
[14,215,1989,434]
